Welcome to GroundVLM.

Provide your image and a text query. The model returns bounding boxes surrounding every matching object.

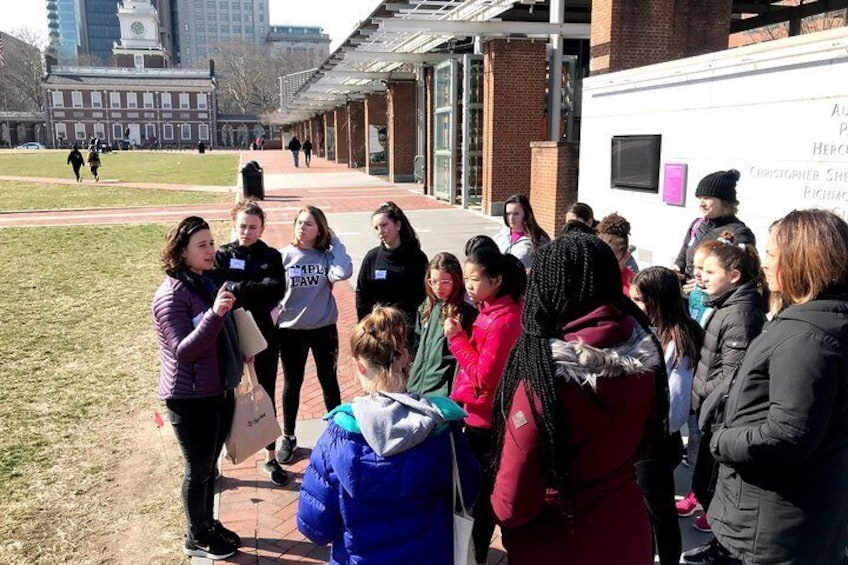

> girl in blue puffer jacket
[297,306,481,564]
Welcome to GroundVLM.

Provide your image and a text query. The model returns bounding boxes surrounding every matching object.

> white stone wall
[578,27,848,267]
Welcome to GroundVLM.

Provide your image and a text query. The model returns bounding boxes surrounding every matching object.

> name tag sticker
[375,269,387,280]
[229,258,246,270]
[511,410,528,430]
[289,266,302,277]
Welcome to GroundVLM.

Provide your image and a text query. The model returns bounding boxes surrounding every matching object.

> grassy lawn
[0,151,240,186]
[0,180,231,212]
[0,221,228,564]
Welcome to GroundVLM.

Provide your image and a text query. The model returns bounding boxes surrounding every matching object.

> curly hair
[596,212,631,258]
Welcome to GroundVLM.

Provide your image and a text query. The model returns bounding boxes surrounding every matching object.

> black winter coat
[691,282,765,412]
[674,215,756,279]
[708,296,848,565]
[213,240,285,336]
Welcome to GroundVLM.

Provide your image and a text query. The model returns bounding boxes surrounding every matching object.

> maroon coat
[491,306,660,565]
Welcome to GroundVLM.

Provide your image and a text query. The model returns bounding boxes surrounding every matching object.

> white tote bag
[450,432,476,565]
[224,363,281,464]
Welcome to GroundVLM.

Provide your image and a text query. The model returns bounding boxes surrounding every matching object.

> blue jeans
[166,393,234,538]
[291,150,300,167]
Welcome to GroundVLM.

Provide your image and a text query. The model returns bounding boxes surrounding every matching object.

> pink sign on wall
[663,163,688,206]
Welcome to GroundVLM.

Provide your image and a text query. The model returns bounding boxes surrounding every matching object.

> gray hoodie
[350,391,448,457]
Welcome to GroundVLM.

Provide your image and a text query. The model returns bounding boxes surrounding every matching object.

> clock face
[131,21,145,36]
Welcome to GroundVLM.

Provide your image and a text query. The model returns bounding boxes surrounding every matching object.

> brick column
[482,39,547,216]
[347,100,366,168]
[529,141,579,236]
[335,107,349,165]
[323,112,331,159]
[387,81,417,183]
[365,92,388,175]
[311,116,323,158]
[591,0,732,75]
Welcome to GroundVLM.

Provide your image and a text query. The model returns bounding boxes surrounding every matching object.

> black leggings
[166,392,235,538]
[465,425,496,564]
[636,432,683,565]
[278,325,341,436]
[254,335,280,451]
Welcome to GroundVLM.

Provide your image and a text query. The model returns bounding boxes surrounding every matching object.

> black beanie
[695,169,740,203]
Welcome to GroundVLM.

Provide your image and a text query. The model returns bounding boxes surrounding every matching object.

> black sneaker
[277,435,297,464]
[213,520,241,547]
[264,459,289,486]
[682,537,730,565]
[183,531,237,560]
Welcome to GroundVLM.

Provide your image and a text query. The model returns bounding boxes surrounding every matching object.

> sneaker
[277,435,297,464]
[264,459,289,486]
[213,520,241,547]
[676,492,701,517]
[183,531,237,560]
[682,537,728,565]
[692,512,712,533]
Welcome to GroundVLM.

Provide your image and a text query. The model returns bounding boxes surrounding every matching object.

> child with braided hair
[490,232,667,565]
[297,306,481,564]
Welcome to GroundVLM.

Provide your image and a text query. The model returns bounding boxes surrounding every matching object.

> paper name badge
[511,410,528,430]
[229,258,246,270]
[289,266,302,277]
[374,269,387,280]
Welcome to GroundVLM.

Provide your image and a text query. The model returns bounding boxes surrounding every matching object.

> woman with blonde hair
[297,306,481,564]
[276,205,352,465]
[707,209,848,564]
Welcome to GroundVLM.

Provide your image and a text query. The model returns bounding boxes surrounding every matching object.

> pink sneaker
[676,492,701,517]
[692,513,712,533]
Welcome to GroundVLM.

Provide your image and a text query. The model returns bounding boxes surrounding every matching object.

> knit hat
[695,169,741,203]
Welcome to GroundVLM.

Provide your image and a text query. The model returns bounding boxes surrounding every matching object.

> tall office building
[47,0,83,62]
[46,0,171,66]
[170,0,270,68]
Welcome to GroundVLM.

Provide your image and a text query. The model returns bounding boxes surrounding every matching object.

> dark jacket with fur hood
[708,296,848,565]
[492,306,660,565]
[691,282,765,413]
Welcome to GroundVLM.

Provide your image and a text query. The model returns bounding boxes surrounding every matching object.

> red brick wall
[591,0,732,74]
[335,107,349,165]
[482,39,547,215]
[530,141,580,236]
[348,100,366,168]
[387,81,417,182]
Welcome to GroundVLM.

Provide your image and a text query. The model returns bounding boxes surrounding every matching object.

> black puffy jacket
[708,296,848,565]
[675,215,756,279]
[213,239,285,335]
[691,282,765,412]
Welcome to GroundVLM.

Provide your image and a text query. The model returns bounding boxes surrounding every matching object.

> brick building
[279,0,846,233]
[43,66,216,149]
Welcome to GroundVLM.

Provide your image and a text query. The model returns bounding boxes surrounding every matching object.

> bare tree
[213,40,315,115]
[0,28,45,112]
[740,2,846,44]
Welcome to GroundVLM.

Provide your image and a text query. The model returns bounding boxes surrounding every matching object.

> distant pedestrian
[87,149,101,181]
[302,139,313,167]
[287,135,302,168]
[67,145,84,182]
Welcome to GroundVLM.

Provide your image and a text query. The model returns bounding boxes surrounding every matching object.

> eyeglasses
[427,279,453,287]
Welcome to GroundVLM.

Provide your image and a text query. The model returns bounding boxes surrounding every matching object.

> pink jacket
[449,295,523,429]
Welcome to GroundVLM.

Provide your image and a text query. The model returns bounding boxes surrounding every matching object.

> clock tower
[113,0,171,68]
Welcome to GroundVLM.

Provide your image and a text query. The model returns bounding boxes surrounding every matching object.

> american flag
[0,33,5,68]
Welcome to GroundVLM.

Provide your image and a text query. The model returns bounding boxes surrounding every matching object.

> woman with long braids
[490,232,667,565]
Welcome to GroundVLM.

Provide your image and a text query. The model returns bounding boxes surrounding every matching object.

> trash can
[241,160,264,200]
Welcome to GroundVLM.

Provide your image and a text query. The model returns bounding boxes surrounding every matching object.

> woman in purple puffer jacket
[152,216,243,561]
